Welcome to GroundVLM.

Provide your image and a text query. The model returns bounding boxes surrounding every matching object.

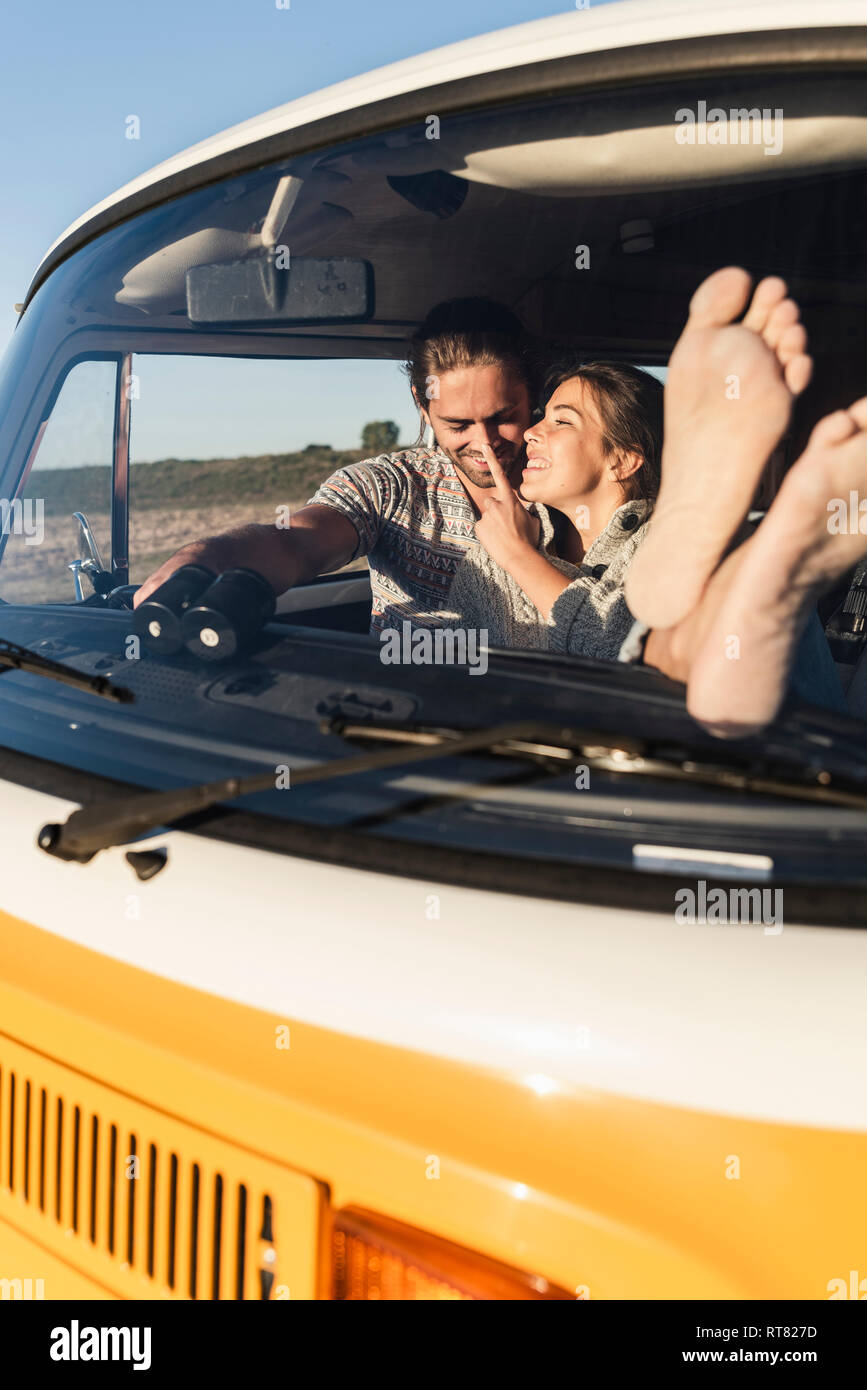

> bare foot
[625,266,813,630]
[686,398,867,737]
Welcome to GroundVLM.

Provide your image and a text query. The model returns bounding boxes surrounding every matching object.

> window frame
[0,350,125,598]
[1,332,411,599]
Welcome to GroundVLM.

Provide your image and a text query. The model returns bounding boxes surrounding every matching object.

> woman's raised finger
[479,444,515,501]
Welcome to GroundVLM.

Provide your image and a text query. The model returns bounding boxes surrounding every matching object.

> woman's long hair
[540,357,663,504]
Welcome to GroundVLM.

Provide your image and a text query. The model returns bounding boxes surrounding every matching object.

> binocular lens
[133,564,216,655]
[182,568,276,661]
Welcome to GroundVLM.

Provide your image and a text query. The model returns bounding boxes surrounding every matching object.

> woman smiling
[449,358,662,657]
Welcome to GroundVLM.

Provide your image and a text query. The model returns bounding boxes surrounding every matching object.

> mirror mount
[69,512,114,601]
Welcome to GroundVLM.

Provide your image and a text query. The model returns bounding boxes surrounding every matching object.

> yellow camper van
[1,0,867,1301]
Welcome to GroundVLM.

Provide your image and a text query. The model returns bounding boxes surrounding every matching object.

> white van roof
[28,0,867,296]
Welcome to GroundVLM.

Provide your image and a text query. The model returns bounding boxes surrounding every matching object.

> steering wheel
[103,584,139,610]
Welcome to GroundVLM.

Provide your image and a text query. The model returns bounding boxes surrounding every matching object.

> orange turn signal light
[329,1207,573,1300]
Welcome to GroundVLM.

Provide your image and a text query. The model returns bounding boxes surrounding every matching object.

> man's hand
[473,443,540,569]
[133,543,216,607]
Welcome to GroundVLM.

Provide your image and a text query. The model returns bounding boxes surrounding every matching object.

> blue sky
[1,0,622,460]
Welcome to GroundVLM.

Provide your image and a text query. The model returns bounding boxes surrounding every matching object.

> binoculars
[133,565,276,661]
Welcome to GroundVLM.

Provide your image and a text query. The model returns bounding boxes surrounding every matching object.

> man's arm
[133,504,360,607]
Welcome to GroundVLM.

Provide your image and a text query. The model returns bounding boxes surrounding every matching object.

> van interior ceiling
[41,66,859,453]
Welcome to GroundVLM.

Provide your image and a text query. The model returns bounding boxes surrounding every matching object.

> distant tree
[361,421,399,455]
[302,443,333,453]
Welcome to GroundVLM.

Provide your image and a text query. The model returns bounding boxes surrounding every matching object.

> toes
[807,408,860,450]
[778,322,807,364]
[687,266,753,329]
[845,395,867,431]
[782,353,812,396]
[741,276,788,334]
[764,298,799,352]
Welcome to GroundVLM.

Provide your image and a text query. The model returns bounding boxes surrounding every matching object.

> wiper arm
[0,637,133,703]
[327,718,867,828]
[37,714,867,867]
[37,718,571,864]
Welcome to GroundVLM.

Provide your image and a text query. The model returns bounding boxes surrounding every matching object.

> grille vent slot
[0,1044,315,1300]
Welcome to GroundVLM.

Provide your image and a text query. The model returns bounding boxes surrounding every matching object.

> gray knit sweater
[444,499,652,660]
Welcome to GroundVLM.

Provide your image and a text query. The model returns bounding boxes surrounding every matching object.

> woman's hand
[472,444,572,619]
[473,444,540,568]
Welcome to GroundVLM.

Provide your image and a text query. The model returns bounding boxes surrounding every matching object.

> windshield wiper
[343,716,867,789]
[38,719,572,863]
[0,637,133,703]
[37,715,867,866]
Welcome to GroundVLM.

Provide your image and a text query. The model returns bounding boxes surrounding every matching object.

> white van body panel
[4,776,864,1132]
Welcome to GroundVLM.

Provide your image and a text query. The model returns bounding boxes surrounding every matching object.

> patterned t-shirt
[309,446,536,634]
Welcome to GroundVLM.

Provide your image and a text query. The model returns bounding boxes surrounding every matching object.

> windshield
[1,73,867,892]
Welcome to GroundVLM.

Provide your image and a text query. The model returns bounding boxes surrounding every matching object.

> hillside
[21,446,371,515]
[3,447,380,604]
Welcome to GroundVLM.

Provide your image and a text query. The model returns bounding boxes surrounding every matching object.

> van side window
[0,360,115,604]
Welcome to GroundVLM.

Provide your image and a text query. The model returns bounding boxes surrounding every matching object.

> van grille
[0,1036,320,1299]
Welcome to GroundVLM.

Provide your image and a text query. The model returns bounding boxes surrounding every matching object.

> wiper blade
[328,718,867,823]
[37,714,867,867]
[37,718,568,864]
[0,637,133,703]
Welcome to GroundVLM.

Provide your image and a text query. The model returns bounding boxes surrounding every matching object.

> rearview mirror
[186,255,373,325]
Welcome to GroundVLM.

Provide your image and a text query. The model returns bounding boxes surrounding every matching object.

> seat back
[845,643,867,720]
